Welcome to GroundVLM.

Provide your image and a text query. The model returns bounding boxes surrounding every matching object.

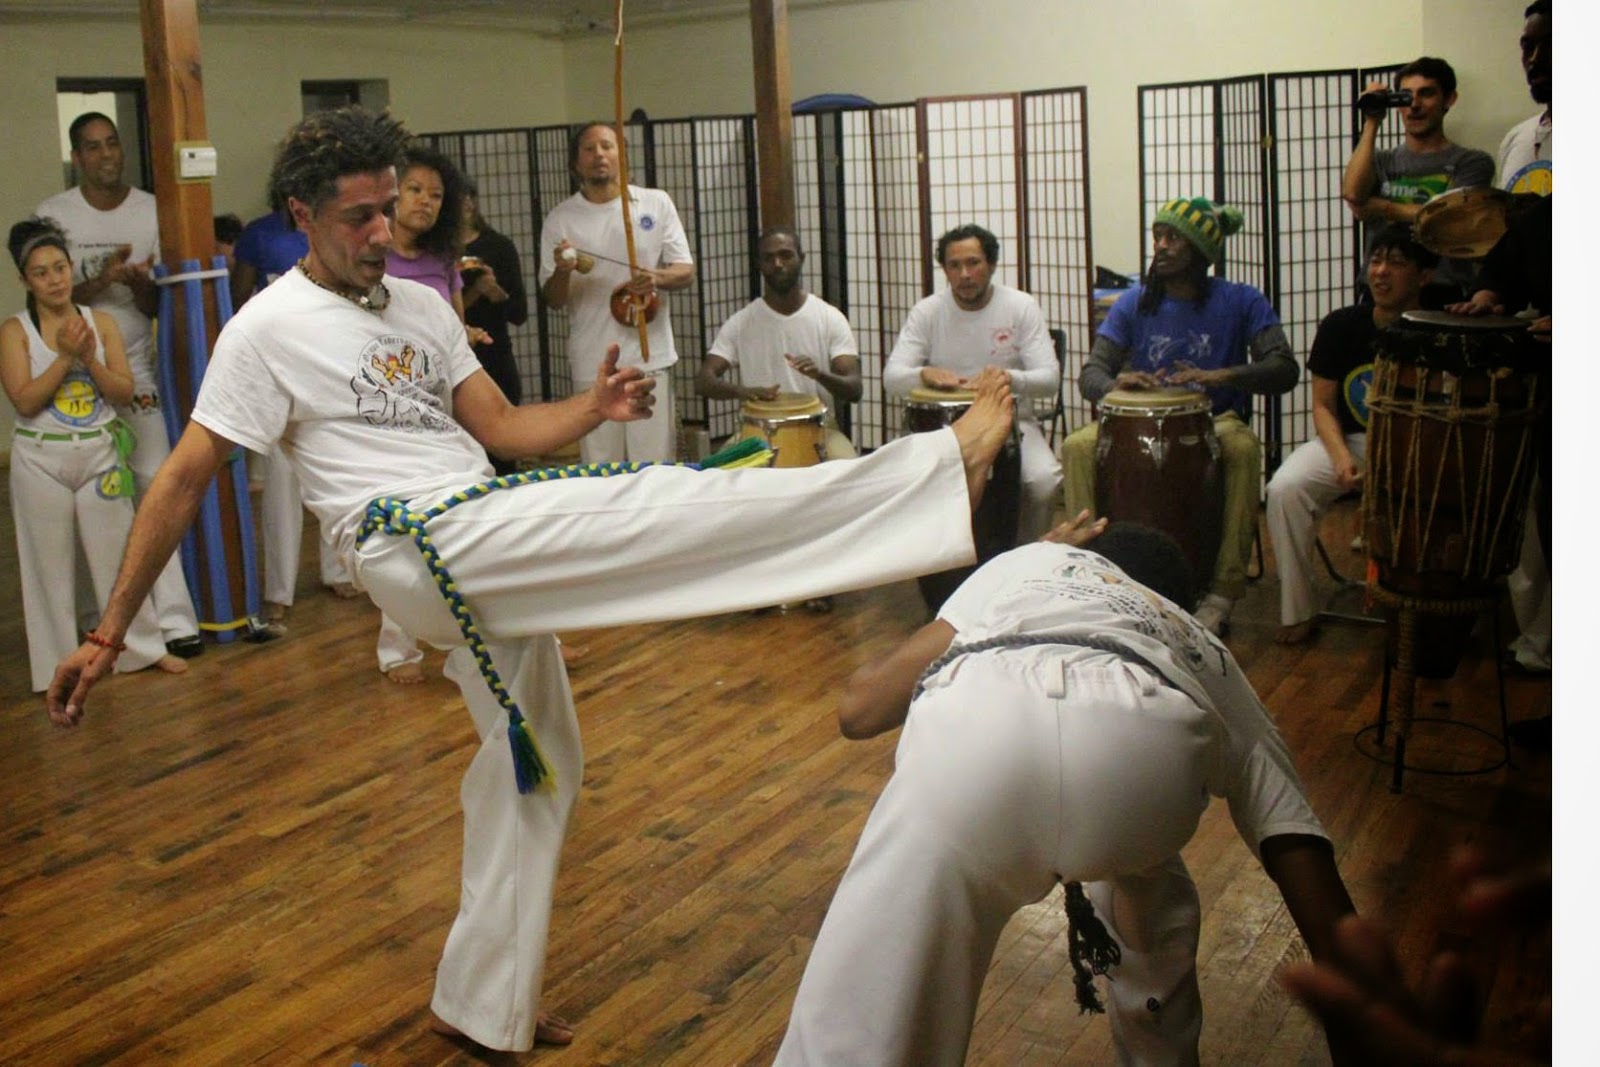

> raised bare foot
[327,581,360,599]
[949,366,1014,510]
[1275,619,1319,645]
[385,662,425,684]
[559,642,588,667]
[155,654,190,675]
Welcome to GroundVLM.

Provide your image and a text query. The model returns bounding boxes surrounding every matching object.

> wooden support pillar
[750,0,795,230]
[140,0,250,632]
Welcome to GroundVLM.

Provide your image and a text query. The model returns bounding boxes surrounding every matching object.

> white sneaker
[1195,593,1235,636]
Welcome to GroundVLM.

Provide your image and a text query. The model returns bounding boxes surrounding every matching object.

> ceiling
[0,0,866,36]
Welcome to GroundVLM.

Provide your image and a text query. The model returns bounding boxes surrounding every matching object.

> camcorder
[1357,88,1414,118]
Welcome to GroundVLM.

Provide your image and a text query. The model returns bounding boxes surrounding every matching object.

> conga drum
[1364,311,1542,676]
[903,386,1022,611]
[740,393,828,468]
[1093,387,1223,589]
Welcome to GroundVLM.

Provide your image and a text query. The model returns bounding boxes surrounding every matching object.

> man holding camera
[1341,57,1494,304]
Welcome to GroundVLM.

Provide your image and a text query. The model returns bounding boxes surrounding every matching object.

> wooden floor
[0,480,1550,1066]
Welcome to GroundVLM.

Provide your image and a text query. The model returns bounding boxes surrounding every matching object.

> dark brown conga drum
[904,386,1021,612]
[1093,387,1223,590]
[1364,310,1542,676]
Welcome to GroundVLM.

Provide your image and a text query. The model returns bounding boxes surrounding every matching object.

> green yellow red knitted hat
[1154,197,1245,263]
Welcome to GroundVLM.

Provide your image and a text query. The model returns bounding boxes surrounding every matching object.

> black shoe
[166,634,205,658]
[1507,715,1552,751]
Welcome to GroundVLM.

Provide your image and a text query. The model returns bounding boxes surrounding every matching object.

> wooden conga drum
[903,386,1021,611]
[1093,387,1223,591]
[740,393,828,469]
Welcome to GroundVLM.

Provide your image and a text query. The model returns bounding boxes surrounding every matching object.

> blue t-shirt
[1099,279,1279,419]
[234,211,308,292]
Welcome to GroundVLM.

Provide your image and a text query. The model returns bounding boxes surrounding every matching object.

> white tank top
[11,306,117,434]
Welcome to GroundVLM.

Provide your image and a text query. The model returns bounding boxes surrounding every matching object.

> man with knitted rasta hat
[1064,197,1298,635]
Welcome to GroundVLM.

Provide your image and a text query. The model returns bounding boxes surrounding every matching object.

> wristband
[84,631,126,653]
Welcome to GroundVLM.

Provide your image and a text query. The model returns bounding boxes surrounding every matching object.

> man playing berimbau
[46,106,1016,1055]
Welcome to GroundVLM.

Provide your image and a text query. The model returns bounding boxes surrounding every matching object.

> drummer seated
[883,223,1063,543]
[698,227,860,462]
[1062,197,1299,636]
[1265,225,1436,644]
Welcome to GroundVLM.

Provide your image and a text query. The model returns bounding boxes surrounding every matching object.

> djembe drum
[903,386,1021,612]
[1361,309,1542,789]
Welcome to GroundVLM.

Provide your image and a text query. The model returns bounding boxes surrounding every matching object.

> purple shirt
[385,248,462,305]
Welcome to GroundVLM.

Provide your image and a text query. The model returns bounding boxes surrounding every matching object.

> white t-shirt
[937,541,1328,857]
[35,186,160,393]
[191,270,492,561]
[708,294,857,418]
[9,307,117,434]
[1497,112,1551,195]
[884,284,1058,418]
[538,186,692,382]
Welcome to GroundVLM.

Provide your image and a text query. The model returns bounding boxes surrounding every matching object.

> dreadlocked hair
[397,141,468,257]
[1136,256,1211,315]
[270,106,411,216]
[1063,880,1122,1014]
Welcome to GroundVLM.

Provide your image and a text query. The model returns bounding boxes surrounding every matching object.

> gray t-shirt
[1364,143,1495,291]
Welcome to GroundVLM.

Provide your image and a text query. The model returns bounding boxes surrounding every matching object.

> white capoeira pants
[10,434,173,691]
[349,429,975,1052]
[123,402,200,640]
[1506,479,1551,670]
[775,651,1217,1067]
[579,369,677,464]
[260,443,350,606]
[1263,433,1367,627]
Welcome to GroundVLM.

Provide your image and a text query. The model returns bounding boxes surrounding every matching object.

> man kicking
[46,106,1015,1055]
[775,516,1355,1066]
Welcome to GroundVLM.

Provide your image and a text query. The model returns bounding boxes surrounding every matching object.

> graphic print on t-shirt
[52,371,103,426]
[1343,365,1374,428]
[1142,331,1214,370]
[350,333,454,435]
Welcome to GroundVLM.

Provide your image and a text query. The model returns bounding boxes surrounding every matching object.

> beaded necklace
[296,257,391,312]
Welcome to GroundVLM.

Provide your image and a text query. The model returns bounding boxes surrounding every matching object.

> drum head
[744,392,825,418]
[1099,386,1211,415]
[908,386,975,405]
[1413,186,1512,259]
[1400,309,1530,332]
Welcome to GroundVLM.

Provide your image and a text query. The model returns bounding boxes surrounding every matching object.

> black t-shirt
[1306,305,1379,436]
[463,227,528,404]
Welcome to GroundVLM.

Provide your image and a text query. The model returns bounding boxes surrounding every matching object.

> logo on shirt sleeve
[1344,364,1374,428]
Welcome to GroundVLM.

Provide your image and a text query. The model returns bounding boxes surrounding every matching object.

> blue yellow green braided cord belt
[353,439,773,796]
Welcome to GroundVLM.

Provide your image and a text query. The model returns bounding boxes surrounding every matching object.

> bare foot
[327,581,360,599]
[559,642,588,667]
[385,662,425,684]
[431,1011,574,1047]
[155,654,190,675]
[949,367,1014,510]
[1275,620,1319,645]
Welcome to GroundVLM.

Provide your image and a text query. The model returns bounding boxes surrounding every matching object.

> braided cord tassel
[354,459,735,796]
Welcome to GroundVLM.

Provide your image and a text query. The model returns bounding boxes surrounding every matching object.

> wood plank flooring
[0,481,1550,1065]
